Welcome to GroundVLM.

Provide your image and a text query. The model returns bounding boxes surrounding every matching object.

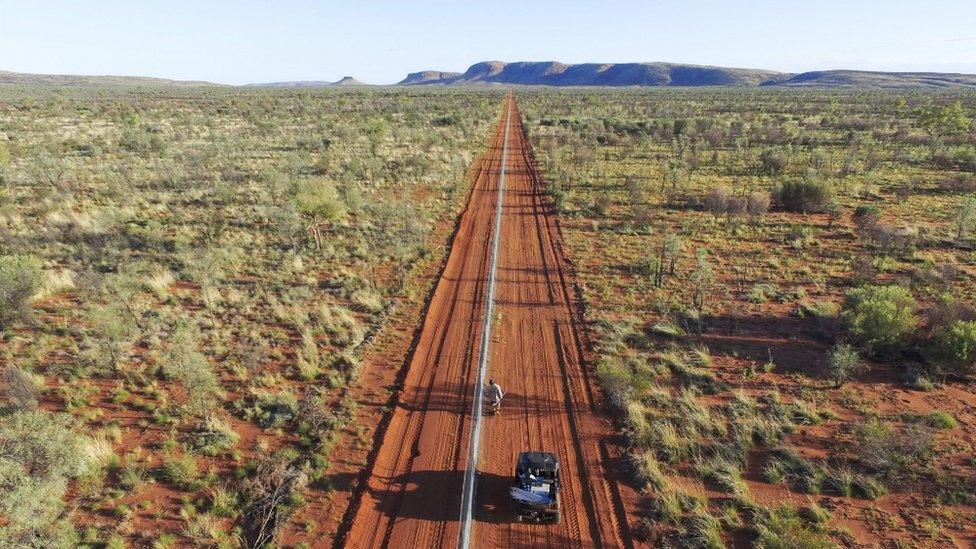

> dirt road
[340,95,631,548]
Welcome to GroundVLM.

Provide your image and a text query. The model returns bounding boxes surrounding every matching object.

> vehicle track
[341,96,631,549]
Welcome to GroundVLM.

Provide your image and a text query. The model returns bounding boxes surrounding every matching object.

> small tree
[825,196,843,227]
[644,233,683,288]
[662,158,685,201]
[0,254,43,329]
[664,234,684,276]
[826,343,866,387]
[915,102,971,140]
[953,195,976,241]
[292,179,347,249]
[364,117,389,157]
[84,303,139,375]
[690,249,715,310]
[162,322,220,417]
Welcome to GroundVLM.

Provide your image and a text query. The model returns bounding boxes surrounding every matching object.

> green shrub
[901,368,936,391]
[0,411,96,546]
[702,458,748,499]
[295,329,324,381]
[207,486,240,518]
[153,533,178,548]
[852,204,880,230]
[925,410,957,429]
[842,285,917,355]
[161,453,200,489]
[647,488,684,524]
[801,503,832,527]
[759,149,789,175]
[0,254,43,329]
[591,193,612,217]
[796,300,840,320]
[190,415,241,456]
[822,467,854,497]
[659,349,726,394]
[748,283,776,303]
[648,421,694,463]
[930,320,976,378]
[237,389,299,428]
[773,178,834,213]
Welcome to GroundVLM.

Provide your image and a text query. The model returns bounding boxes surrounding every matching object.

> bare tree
[240,456,309,548]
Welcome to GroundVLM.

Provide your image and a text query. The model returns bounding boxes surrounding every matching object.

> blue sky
[2,0,974,84]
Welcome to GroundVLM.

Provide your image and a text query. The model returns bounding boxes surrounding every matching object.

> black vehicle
[509,451,561,523]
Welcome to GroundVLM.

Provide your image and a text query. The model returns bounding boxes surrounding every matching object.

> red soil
[336,96,635,548]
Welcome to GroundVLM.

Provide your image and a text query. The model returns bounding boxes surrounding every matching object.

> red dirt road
[341,96,632,548]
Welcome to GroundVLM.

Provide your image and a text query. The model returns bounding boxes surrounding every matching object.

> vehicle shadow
[364,468,512,525]
[474,468,513,524]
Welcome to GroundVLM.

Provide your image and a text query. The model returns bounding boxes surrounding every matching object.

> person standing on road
[486,379,504,410]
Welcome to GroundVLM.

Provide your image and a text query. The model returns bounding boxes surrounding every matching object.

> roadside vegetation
[0,86,497,547]
[522,88,976,547]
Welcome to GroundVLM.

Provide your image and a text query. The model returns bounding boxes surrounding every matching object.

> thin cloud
[939,34,976,43]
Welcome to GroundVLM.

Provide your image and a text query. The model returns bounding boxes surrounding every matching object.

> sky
[1,0,975,85]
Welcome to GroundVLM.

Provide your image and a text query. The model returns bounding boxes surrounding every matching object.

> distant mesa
[397,61,784,87]
[762,69,976,88]
[245,76,372,88]
[331,76,369,86]
[0,69,218,87]
[398,61,976,89]
[398,70,463,85]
